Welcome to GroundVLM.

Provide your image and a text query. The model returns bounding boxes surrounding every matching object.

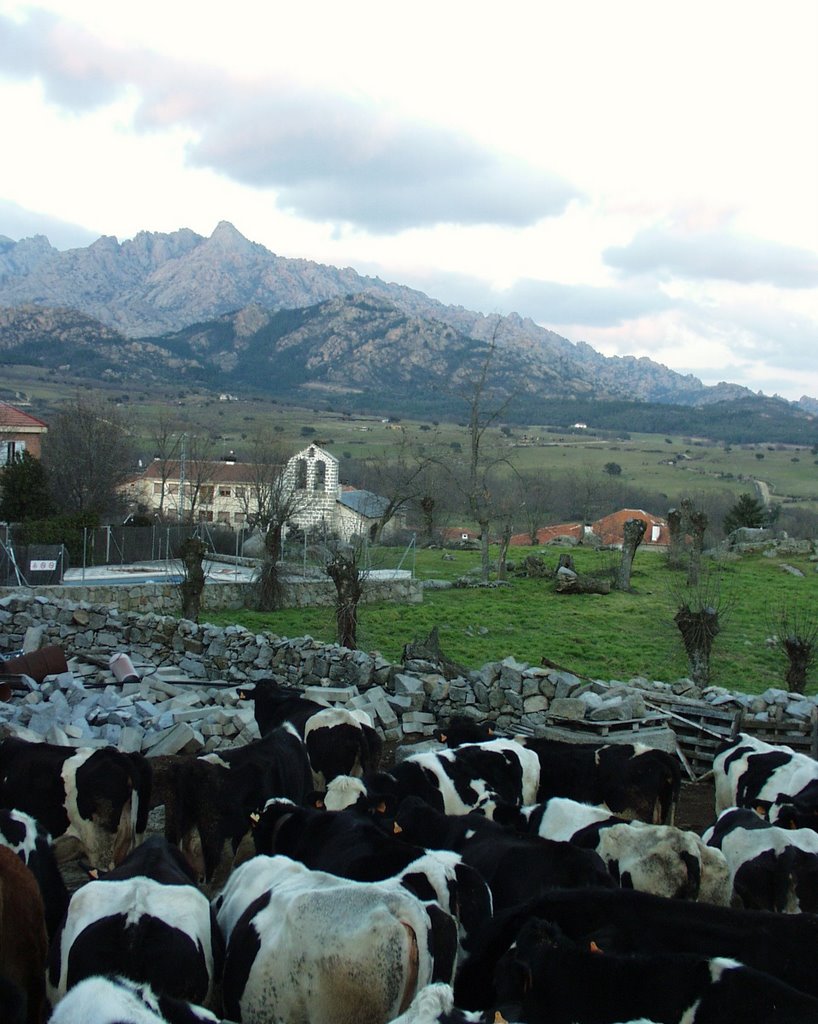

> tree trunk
[178,537,206,622]
[666,506,686,569]
[255,523,285,611]
[687,511,708,586]
[497,523,512,580]
[479,519,490,584]
[615,518,646,591]
[420,496,436,544]
[555,573,611,594]
[674,604,720,685]
[326,552,363,649]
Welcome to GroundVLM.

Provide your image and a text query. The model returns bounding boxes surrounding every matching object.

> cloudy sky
[1,1,816,400]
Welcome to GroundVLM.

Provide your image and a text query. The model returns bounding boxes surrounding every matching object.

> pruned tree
[515,469,555,546]
[326,546,364,649]
[0,451,53,522]
[41,395,132,519]
[671,569,731,685]
[180,433,219,523]
[615,517,646,591]
[768,604,818,694]
[178,535,207,622]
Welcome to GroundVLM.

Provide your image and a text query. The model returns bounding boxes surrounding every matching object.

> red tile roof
[0,402,48,430]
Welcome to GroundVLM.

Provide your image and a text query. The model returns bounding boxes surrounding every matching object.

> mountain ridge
[0,222,813,418]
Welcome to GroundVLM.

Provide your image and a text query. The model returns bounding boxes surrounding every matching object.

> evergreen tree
[723,492,767,535]
[0,451,53,522]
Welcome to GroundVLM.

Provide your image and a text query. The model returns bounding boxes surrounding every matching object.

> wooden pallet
[643,691,818,775]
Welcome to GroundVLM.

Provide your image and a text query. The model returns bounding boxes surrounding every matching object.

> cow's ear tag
[438,733,448,744]
[493,1013,508,1024]
[313,796,325,810]
[755,805,768,819]
[393,822,403,835]
[250,812,260,827]
[87,868,99,880]
[589,941,603,954]
[376,800,388,814]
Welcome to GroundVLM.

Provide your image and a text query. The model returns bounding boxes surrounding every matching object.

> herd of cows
[2,679,818,1022]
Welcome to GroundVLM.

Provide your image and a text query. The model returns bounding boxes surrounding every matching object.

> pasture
[205,546,818,696]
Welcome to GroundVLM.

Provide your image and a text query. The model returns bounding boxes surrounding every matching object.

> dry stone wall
[0,593,815,761]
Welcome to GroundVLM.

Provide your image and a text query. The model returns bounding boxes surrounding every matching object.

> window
[219,487,231,497]
[296,458,308,489]
[199,486,214,503]
[153,483,163,495]
[234,512,246,523]
[0,440,24,466]
[314,460,326,491]
[217,511,230,523]
[198,511,214,522]
[235,486,246,498]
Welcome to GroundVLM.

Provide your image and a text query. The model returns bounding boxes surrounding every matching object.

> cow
[160,723,314,884]
[216,854,458,1024]
[393,797,614,912]
[513,736,681,824]
[237,678,383,786]
[434,717,495,748]
[0,806,70,938]
[0,845,48,1024]
[0,737,151,872]
[453,886,818,1010]
[704,806,818,913]
[47,836,223,1012]
[253,798,493,956]
[48,974,226,1024]
[324,738,540,819]
[714,732,818,827]
[516,796,732,904]
[493,916,818,1024]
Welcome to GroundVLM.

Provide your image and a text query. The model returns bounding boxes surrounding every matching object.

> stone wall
[1,593,815,763]
[0,573,422,617]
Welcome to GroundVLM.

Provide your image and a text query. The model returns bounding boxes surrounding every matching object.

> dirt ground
[675,778,717,833]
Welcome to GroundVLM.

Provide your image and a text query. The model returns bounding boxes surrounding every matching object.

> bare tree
[447,328,514,582]
[181,434,219,523]
[768,604,818,694]
[42,395,133,519]
[353,429,435,543]
[240,433,320,612]
[515,470,555,546]
[148,410,185,519]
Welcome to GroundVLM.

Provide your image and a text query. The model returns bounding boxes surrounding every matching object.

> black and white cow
[216,854,458,1024]
[434,716,495,748]
[253,798,493,955]
[0,807,70,938]
[48,975,226,1024]
[393,797,614,912]
[704,806,818,913]
[0,737,151,872]
[238,678,383,786]
[514,736,681,824]
[325,738,540,818]
[47,836,223,1012]
[493,916,818,1024]
[453,886,818,1010]
[516,796,732,904]
[714,732,818,828]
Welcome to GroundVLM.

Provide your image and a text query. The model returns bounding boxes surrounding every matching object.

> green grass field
[203,546,818,696]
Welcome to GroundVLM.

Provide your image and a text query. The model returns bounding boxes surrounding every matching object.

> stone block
[145,722,199,756]
[523,695,549,715]
[548,697,587,721]
[118,727,144,753]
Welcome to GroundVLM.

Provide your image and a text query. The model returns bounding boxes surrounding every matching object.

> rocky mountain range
[0,222,813,430]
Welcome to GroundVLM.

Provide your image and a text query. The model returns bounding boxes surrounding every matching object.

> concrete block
[144,722,198,756]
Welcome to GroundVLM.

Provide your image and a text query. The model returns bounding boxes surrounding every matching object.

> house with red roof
[0,402,48,465]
